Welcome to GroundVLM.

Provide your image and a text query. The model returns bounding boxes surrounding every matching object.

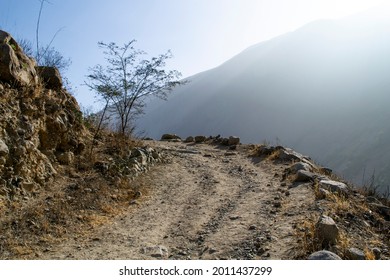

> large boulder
[36,66,62,90]
[0,30,38,86]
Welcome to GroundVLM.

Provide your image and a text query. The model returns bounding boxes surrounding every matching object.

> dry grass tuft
[266,150,281,161]
[364,248,376,260]
[336,232,351,256]
[328,193,352,213]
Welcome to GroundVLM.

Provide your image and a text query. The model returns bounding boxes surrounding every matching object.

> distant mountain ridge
[137,10,390,193]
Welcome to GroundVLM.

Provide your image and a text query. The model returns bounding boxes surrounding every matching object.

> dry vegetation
[249,143,389,259]
[0,125,149,259]
[295,181,389,259]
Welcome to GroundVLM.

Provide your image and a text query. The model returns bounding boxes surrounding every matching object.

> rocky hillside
[0,30,86,200]
[0,31,388,260]
[0,31,162,259]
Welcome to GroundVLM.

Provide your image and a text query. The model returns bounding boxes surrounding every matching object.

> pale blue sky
[0,0,386,110]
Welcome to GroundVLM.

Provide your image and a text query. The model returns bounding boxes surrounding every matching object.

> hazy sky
[0,0,386,109]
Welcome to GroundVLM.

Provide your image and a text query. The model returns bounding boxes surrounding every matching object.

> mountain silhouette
[137,8,390,192]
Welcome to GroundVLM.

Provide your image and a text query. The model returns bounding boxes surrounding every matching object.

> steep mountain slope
[137,11,390,192]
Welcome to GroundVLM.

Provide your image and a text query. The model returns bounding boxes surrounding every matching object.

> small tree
[85,41,183,136]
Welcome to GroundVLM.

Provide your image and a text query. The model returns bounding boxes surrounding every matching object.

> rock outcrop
[0,30,38,86]
[36,66,63,90]
[0,31,85,198]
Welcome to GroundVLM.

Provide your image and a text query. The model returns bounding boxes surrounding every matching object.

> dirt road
[42,141,315,259]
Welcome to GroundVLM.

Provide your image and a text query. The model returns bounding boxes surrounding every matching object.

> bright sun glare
[310,0,388,18]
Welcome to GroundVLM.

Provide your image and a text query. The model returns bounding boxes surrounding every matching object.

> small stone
[209,248,218,254]
[277,148,303,161]
[194,136,207,143]
[317,188,330,199]
[134,191,142,198]
[143,245,169,258]
[319,180,349,196]
[129,200,139,205]
[229,215,240,220]
[289,162,312,173]
[257,145,275,156]
[57,152,74,165]
[294,170,315,182]
[21,182,35,192]
[161,134,181,141]
[315,215,339,246]
[249,225,257,230]
[347,247,366,260]
[273,201,282,208]
[228,136,240,146]
[308,250,342,260]
[0,139,9,156]
[372,248,381,260]
[94,161,109,172]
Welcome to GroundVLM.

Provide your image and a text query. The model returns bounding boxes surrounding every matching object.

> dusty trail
[42,141,314,260]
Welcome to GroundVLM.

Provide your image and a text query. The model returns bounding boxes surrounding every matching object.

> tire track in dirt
[40,141,310,260]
